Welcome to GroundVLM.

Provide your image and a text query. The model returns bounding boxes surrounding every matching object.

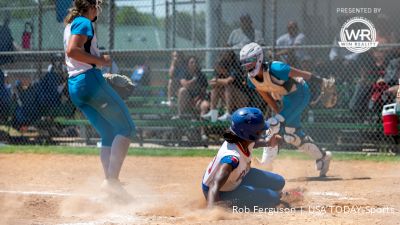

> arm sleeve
[220,155,239,170]
[269,61,291,81]
[294,33,306,45]
[227,30,235,46]
[71,18,93,38]
[276,35,284,46]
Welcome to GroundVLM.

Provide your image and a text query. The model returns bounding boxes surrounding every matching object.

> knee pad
[298,136,325,161]
[266,114,285,135]
[283,127,302,147]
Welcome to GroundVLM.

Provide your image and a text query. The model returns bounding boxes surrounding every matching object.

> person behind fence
[11,61,72,130]
[349,37,390,122]
[329,16,360,64]
[202,107,303,209]
[275,21,309,68]
[164,51,187,107]
[21,22,33,50]
[240,42,336,177]
[173,55,208,120]
[12,78,44,130]
[0,69,12,122]
[325,16,361,87]
[37,59,65,110]
[0,16,15,65]
[63,0,135,200]
[202,51,249,122]
[227,14,265,49]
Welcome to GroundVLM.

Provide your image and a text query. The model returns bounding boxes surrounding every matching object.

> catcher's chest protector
[250,71,297,96]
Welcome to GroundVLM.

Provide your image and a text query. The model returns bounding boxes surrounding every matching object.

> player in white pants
[240,43,334,177]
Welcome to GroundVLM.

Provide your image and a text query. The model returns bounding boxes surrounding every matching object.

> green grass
[0,145,399,162]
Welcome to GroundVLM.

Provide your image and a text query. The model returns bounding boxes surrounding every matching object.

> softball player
[63,0,135,195]
[202,107,301,209]
[239,42,334,177]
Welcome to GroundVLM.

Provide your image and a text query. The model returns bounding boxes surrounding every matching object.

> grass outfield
[0,145,399,162]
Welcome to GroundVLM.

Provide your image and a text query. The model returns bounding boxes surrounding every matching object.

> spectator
[326,17,360,85]
[0,69,12,122]
[349,37,390,122]
[21,22,33,50]
[164,51,186,106]
[376,57,400,113]
[275,21,309,68]
[12,80,40,129]
[384,57,400,87]
[0,16,15,65]
[37,60,65,110]
[329,36,360,63]
[202,51,249,122]
[227,14,264,49]
[173,56,208,119]
[329,36,360,64]
[329,16,360,63]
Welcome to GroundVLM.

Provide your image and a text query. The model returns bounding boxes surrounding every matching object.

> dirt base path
[0,154,399,225]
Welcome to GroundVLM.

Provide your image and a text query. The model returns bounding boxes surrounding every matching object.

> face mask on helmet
[240,56,258,74]
[240,43,264,78]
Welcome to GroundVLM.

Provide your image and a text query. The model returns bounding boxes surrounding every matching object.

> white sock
[100,146,111,179]
[108,135,131,180]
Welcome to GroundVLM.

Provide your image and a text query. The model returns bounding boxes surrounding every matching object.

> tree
[165,11,206,45]
[0,0,38,20]
[115,7,153,26]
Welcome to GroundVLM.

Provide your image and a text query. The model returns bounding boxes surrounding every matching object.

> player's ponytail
[64,7,80,25]
[64,0,94,25]
[223,130,244,144]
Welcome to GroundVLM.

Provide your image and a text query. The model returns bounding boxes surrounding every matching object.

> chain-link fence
[1,0,400,152]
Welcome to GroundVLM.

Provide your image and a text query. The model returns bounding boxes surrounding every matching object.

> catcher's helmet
[240,42,264,77]
[230,107,269,141]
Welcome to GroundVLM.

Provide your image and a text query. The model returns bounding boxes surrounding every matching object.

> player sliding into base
[202,107,303,209]
[240,42,336,177]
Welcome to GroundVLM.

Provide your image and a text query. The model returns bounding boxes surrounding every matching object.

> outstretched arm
[207,163,233,208]
[288,66,312,80]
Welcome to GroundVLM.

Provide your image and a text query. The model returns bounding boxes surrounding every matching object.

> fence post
[205,0,220,69]
[271,0,277,58]
[172,0,176,48]
[262,0,266,44]
[37,0,43,78]
[192,0,196,47]
[165,0,169,48]
[108,0,115,51]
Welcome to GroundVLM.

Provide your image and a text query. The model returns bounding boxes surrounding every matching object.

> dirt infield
[0,153,399,225]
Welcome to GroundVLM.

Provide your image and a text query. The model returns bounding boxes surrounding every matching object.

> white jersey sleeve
[202,141,252,192]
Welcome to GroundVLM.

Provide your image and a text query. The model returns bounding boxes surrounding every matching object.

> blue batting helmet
[230,107,269,141]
